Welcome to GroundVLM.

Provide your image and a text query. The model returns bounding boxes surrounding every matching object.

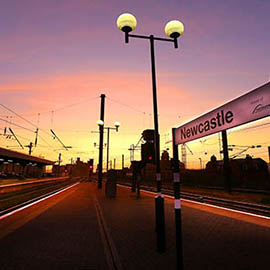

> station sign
[175,82,270,145]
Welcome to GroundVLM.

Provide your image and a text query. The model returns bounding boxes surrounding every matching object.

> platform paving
[0,181,269,269]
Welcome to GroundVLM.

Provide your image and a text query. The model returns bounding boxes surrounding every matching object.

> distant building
[206,155,268,174]
[53,157,90,177]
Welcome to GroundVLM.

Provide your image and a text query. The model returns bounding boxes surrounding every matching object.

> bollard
[105,170,117,197]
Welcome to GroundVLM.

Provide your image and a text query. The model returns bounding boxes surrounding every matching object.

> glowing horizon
[0,0,269,169]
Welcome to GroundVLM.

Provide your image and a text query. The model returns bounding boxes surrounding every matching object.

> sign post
[222,130,232,193]
[171,82,270,267]
[172,128,184,269]
[174,82,270,192]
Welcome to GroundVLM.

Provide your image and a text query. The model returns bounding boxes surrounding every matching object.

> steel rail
[117,181,270,217]
[0,177,83,216]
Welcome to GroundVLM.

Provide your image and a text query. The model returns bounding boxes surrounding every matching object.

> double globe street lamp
[97,120,120,173]
[116,13,184,259]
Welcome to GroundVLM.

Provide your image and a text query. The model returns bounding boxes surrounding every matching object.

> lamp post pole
[106,127,110,172]
[149,34,161,191]
[149,34,166,252]
[116,12,184,254]
[98,94,105,189]
[100,123,120,173]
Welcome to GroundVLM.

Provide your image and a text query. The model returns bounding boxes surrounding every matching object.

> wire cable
[38,134,55,149]
[0,117,35,133]
[231,122,270,133]
[107,97,148,114]
[0,104,37,128]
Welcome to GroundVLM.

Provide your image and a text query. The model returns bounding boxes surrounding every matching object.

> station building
[0,147,55,179]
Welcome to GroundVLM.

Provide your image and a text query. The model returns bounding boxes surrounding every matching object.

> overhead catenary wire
[0,104,38,128]
[0,96,99,138]
[0,104,52,138]
[38,134,56,150]
[0,117,35,133]
[1,94,270,165]
[107,97,148,114]
[10,133,34,143]
[108,96,195,120]
[50,129,70,151]
[0,128,31,150]
[0,125,59,153]
[0,100,99,159]
[53,96,99,113]
[0,99,121,159]
[0,96,99,118]
[230,121,270,134]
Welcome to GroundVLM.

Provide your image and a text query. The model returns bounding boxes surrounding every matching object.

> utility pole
[27,142,33,155]
[106,127,110,172]
[199,157,202,170]
[129,144,135,161]
[222,130,232,193]
[122,154,124,169]
[98,94,105,189]
[34,128,39,147]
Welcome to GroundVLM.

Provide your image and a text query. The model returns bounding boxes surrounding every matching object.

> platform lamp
[104,121,120,172]
[116,13,184,254]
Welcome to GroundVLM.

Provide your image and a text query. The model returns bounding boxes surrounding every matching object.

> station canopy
[0,147,55,166]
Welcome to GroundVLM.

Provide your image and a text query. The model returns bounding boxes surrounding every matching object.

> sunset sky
[0,0,270,169]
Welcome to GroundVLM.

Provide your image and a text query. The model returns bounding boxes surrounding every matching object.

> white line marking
[0,177,68,188]
[175,199,181,209]
[117,184,270,220]
[180,198,270,220]
[0,182,80,220]
[173,172,180,182]
[94,198,123,270]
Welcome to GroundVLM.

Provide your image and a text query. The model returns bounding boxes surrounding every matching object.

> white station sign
[175,82,270,145]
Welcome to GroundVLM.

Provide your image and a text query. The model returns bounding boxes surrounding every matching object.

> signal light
[141,142,155,164]
[88,159,94,173]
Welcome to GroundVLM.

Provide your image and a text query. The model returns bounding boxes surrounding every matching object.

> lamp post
[116,13,184,253]
[93,138,107,172]
[96,93,106,189]
[98,121,120,172]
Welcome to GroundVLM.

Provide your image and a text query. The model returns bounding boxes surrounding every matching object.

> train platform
[0,176,64,186]
[0,181,269,269]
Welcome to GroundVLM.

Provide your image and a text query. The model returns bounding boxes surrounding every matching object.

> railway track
[117,182,270,217]
[0,177,83,216]
[2,177,269,219]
